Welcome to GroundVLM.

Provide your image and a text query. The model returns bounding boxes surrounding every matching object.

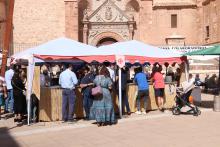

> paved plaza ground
[0,93,220,147]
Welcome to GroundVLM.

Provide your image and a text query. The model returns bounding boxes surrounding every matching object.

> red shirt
[153,72,165,89]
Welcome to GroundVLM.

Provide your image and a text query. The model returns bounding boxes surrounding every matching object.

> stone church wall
[13,0,65,53]
[202,0,220,45]
[0,0,219,53]
[0,0,6,49]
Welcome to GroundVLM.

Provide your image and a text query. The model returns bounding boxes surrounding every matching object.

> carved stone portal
[82,0,135,46]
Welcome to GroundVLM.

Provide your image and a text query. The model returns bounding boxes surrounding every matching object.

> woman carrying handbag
[90,66,116,127]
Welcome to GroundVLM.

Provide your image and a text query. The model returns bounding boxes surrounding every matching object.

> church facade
[0,0,220,54]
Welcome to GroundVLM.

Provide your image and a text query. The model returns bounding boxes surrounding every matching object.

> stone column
[65,0,78,40]
[83,22,89,44]
[128,22,135,40]
[128,24,133,40]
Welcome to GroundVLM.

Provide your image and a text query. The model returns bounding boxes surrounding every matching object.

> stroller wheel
[172,107,181,115]
[193,112,199,116]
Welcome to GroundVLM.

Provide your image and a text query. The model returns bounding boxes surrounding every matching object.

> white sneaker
[142,111,147,115]
[135,111,142,115]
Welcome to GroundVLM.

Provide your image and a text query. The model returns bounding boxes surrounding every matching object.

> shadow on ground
[0,127,20,147]
[200,101,214,109]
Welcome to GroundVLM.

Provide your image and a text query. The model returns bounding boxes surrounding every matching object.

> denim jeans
[136,90,149,111]
[5,89,14,113]
[121,90,130,113]
[83,90,93,119]
[62,89,76,121]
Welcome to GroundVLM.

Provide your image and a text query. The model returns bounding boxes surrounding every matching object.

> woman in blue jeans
[134,66,149,115]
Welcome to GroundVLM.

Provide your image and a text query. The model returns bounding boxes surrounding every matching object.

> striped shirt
[0,76,6,94]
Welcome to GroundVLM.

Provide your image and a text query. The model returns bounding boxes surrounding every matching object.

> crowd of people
[48,62,171,126]
[1,61,206,127]
[0,65,27,122]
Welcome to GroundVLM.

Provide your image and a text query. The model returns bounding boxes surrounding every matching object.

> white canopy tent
[98,40,182,58]
[97,40,185,116]
[12,37,98,125]
[12,37,184,124]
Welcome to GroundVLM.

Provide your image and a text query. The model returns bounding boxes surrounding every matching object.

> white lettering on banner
[159,46,213,53]
[116,55,125,68]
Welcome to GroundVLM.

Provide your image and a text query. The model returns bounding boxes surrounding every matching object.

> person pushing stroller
[172,74,201,116]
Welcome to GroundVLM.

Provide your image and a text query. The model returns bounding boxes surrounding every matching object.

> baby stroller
[172,80,201,116]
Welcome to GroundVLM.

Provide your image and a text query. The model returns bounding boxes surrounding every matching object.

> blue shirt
[80,73,95,93]
[134,72,149,90]
[59,69,78,89]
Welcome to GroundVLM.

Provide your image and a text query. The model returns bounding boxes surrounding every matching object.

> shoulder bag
[91,76,103,96]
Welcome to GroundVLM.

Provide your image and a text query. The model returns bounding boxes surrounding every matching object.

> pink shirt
[153,72,165,89]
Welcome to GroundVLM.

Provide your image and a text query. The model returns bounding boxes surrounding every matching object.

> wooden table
[39,83,176,121]
[127,83,176,112]
[39,86,84,121]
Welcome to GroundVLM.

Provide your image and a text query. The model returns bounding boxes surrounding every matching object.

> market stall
[12,37,186,123]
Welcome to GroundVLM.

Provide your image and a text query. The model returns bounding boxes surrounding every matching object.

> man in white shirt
[5,66,14,113]
[59,64,78,122]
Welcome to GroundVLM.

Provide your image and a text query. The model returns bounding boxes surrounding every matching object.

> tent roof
[12,38,185,64]
[96,40,184,64]
[12,37,99,59]
[184,45,220,55]
[98,40,182,57]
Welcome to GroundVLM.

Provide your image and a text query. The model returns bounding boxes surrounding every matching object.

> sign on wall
[159,46,212,53]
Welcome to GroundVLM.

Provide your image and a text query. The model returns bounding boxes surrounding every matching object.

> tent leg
[218,56,220,93]
[118,68,122,118]
[27,56,35,126]
[27,99,31,125]
[184,61,189,81]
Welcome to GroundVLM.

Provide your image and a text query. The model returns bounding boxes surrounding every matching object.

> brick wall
[11,0,220,54]
[65,0,78,40]
[13,0,65,53]
[0,0,6,48]
[202,0,220,45]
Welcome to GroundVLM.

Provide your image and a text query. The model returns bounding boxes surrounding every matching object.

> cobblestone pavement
[0,93,219,147]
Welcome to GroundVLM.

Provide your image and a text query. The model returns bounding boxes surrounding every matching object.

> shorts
[154,88,164,97]
[137,90,149,99]
[0,94,4,106]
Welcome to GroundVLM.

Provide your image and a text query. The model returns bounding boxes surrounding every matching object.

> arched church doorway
[96,37,118,47]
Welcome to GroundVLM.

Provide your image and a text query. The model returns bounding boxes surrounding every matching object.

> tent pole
[219,56,220,91]
[118,68,122,118]
[184,61,189,81]
[27,56,35,125]
[27,63,30,125]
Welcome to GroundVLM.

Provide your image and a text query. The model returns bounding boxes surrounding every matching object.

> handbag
[91,85,102,96]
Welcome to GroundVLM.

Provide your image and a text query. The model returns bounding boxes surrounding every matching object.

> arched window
[96,38,118,47]
[125,0,140,12]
